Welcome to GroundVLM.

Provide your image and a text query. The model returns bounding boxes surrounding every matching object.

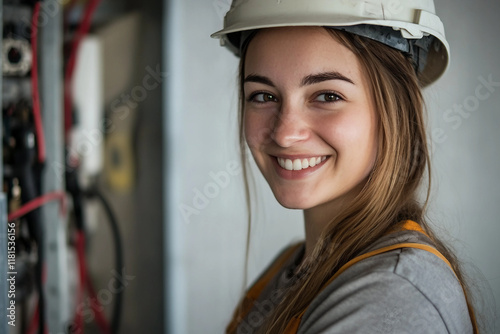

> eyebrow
[301,71,355,86]
[244,74,276,87]
[243,71,355,87]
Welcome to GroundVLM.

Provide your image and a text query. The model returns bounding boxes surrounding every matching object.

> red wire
[24,3,105,330]
[72,230,112,334]
[31,1,46,164]
[27,6,49,329]
[8,191,66,222]
[26,237,111,334]
[73,229,112,334]
[25,305,48,334]
[26,2,107,331]
[66,1,102,328]
[26,264,49,334]
[26,304,39,334]
[87,278,111,334]
[64,0,102,141]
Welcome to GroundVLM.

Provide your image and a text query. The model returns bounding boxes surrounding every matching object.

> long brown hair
[233,28,478,333]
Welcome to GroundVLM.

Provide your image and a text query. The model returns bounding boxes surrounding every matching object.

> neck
[303,200,342,258]
[302,184,366,258]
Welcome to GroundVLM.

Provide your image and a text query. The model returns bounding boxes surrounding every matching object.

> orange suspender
[228,221,454,334]
[226,243,303,334]
[283,242,454,333]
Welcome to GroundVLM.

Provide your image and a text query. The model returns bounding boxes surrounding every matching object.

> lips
[276,156,328,171]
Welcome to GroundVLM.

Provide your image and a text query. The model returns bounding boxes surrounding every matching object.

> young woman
[212,1,478,333]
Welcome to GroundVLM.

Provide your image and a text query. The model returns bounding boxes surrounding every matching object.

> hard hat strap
[331,24,435,75]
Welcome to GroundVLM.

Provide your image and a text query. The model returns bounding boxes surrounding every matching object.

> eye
[315,92,342,103]
[248,92,278,103]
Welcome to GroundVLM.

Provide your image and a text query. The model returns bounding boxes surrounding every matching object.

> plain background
[163,0,500,333]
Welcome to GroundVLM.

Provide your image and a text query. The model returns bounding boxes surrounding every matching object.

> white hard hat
[211,0,450,86]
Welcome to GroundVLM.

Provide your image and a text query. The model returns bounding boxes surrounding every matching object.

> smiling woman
[244,28,378,225]
[212,1,478,333]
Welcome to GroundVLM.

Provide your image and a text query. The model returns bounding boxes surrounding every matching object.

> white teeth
[293,159,302,170]
[277,156,327,171]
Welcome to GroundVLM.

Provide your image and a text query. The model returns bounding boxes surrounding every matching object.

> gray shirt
[237,230,473,334]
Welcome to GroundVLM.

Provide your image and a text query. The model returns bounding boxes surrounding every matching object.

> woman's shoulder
[298,230,473,334]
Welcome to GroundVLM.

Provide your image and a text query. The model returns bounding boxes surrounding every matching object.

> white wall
[164,0,500,333]
[163,1,303,333]
[425,0,500,331]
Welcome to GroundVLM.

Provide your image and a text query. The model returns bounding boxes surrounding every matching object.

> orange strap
[229,221,452,334]
[397,219,426,234]
[283,220,453,333]
[226,242,303,334]
[283,241,454,333]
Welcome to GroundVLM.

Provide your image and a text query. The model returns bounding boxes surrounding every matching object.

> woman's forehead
[244,27,362,84]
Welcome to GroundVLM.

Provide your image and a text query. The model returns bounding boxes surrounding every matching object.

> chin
[272,191,316,210]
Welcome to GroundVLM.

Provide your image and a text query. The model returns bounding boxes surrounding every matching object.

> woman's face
[243,27,379,211]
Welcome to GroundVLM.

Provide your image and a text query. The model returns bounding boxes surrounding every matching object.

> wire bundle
[10,0,123,333]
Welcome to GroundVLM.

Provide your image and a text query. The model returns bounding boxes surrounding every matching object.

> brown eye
[316,92,341,102]
[251,92,278,103]
[264,94,276,102]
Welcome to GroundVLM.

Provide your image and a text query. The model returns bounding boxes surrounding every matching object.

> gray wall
[164,0,500,332]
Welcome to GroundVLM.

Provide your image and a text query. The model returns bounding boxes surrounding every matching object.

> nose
[270,102,309,147]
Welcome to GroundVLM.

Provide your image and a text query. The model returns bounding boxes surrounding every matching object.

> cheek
[244,111,273,149]
[319,112,378,165]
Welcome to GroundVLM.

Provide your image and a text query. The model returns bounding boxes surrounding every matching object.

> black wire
[13,125,45,334]
[18,175,44,334]
[84,188,123,334]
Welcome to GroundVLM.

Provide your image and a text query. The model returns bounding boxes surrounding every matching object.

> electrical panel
[1,1,126,333]
[2,2,44,333]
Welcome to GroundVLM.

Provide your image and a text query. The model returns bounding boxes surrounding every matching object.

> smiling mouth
[276,156,327,171]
